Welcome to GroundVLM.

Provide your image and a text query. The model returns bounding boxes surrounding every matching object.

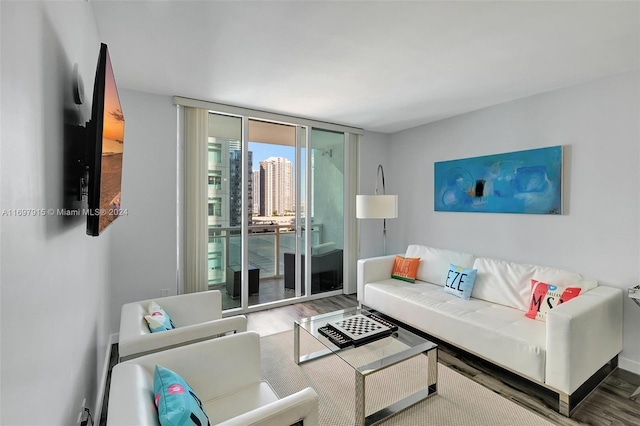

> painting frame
[434,146,563,215]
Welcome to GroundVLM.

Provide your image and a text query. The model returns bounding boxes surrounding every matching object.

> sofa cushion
[405,245,476,286]
[525,279,582,321]
[444,264,477,300]
[362,280,546,383]
[391,256,420,283]
[472,257,596,312]
[145,301,176,333]
[154,365,210,426]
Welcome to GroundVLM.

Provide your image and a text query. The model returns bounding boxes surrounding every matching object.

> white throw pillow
[472,257,596,311]
[405,245,476,285]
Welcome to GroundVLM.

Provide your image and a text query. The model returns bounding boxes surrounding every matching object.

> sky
[249,142,296,171]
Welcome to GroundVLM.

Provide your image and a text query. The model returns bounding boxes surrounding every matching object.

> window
[208,198,222,217]
[208,143,222,165]
[208,171,222,190]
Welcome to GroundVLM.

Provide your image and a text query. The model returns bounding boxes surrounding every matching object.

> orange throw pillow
[391,256,420,283]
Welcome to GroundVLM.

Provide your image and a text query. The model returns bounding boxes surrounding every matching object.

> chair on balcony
[118,290,247,361]
[107,331,320,426]
[284,242,343,293]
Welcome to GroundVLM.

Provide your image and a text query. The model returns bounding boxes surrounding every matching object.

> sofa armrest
[119,315,248,361]
[545,286,623,394]
[357,255,397,303]
[217,387,319,426]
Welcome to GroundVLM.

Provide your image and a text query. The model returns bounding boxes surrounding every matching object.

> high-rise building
[252,169,261,215]
[259,156,294,216]
[229,149,252,227]
[207,135,252,283]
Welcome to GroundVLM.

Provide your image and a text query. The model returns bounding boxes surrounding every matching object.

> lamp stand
[356,164,397,257]
[376,164,387,255]
[383,218,387,255]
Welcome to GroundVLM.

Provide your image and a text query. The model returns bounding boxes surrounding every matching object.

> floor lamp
[356,164,398,255]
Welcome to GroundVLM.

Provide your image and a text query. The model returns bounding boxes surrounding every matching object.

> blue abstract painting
[434,146,563,214]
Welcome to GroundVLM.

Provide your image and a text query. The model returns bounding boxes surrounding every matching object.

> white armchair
[119,290,247,361]
[107,331,320,426]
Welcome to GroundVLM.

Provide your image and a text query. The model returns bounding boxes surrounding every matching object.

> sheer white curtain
[183,107,209,294]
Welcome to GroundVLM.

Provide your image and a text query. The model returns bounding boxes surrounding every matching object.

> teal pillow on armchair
[145,301,176,333]
[154,365,210,426]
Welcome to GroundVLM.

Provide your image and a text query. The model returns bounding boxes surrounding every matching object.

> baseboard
[619,356,640,375]
[95,333,118,422]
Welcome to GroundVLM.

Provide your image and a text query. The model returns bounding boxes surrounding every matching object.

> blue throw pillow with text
[443,264,477,300]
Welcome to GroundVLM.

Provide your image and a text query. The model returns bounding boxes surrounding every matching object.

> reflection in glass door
[297,128,345,296]
[206,113,244,310]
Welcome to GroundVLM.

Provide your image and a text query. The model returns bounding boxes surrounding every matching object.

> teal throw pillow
[154,365,210,426]
[443,264,477,300]
[145,301,176,333]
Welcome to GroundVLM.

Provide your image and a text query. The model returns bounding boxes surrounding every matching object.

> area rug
[260,330,554,426]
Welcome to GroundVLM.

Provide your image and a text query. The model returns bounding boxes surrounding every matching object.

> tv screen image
[87,43,125,236]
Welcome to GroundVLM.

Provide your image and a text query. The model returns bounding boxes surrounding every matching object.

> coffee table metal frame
[294,307,438,426]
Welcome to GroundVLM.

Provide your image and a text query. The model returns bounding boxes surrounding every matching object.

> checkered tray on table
[318,314,398,348]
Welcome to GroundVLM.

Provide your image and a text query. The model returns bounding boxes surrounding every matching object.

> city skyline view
[249,142,294,171]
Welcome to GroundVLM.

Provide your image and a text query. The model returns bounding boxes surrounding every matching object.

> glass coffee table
[294,307,438,426]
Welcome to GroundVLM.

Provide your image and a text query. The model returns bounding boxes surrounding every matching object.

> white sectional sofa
[357,244,623,416]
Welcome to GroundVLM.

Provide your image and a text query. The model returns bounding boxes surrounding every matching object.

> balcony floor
[211,276,340,310]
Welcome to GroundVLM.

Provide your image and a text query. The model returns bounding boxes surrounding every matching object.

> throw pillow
[391,255,420,283]
[154,365,210,426]
[443,264,477,300]
[145,301,176,333]
[525,279,582,321]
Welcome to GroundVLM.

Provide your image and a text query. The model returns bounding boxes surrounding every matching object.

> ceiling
[92,1,639,134]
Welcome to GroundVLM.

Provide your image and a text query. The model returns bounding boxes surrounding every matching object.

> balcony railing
[208,223,322,285]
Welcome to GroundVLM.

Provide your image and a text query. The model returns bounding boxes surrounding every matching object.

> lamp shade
[356,195,398,219]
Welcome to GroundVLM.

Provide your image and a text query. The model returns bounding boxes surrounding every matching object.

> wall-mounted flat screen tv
[86,43,125,236]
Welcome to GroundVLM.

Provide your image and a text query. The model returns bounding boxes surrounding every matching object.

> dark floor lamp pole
[356,164,398,256]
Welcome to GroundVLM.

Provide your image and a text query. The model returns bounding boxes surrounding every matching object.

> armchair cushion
[107,332,320,426]
[154,365,209,426]
[145,301,176,333]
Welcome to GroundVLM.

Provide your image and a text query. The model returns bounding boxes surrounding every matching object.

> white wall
[358,131,391,259]
[110,90,178,333]
[385,71,640,373]
[0,2,112,424]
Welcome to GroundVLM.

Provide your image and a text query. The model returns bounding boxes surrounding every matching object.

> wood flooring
[247,294,640,426]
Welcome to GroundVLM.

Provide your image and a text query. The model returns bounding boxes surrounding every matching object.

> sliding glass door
[177,97,359,313]
[206,113,243,309]
[296,128,345,296]
[246,120,299,307]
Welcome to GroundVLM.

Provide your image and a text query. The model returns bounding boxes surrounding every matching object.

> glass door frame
[174,96,362,315]
[294,125,308,299]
